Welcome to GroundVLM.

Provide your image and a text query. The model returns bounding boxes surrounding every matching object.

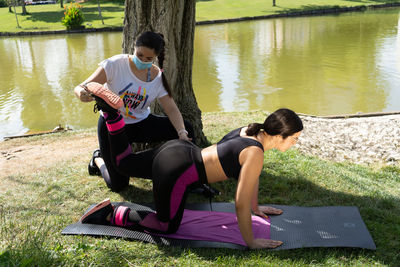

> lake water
[1,7,399,140]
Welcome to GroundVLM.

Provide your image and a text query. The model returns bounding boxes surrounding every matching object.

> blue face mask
[132,54,153,70]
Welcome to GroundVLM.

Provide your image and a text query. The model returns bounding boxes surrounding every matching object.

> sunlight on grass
[1,111,398,265]
[1,0,399,33]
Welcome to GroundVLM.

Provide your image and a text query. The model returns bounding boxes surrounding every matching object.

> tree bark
[60,0,63,9]
[97,0,104,24]
[123,0,208,146]
[21,0,27,15]
[13,0,20,27]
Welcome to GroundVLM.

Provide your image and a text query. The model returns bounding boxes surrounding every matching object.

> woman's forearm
[236,205,255,247]
[251,179,259,212]
[159,96,190,140]
[166,107,186,133]
[74,67,107,102]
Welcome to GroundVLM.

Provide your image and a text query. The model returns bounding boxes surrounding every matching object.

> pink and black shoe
[111,206,134,227]
[80,198,114,225]
[81,82,124,113]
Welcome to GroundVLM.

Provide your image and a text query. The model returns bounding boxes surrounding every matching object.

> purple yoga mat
[153,209,271,246]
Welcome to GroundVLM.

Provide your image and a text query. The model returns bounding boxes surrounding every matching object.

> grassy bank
[195,0,400,21]
[0,1,125,33]
[0,111,399,266]
[1,0,400,33]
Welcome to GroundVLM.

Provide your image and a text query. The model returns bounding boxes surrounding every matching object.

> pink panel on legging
[170,164,198,219]
[116,145,132,166]
[140,212,169,231]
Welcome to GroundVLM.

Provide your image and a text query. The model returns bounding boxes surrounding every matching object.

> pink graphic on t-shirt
[121,85,148,119]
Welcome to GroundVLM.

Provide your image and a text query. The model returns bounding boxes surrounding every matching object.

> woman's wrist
[79,83,88,90]
[76,83,94,102]
[177,129,188,136]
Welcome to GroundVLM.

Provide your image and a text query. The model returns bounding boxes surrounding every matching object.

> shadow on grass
[24,6,124,24]
[1,155,399,265]
[272,4,367,15]
[118,179,154,203]
[146,160,399,265]
[81,6,124,14]
[82,155,399,265]
[344,0,370,3]
[356,0,400,2]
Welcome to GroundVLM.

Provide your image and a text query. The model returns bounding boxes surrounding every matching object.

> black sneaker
[80,198,113,225]
[88,149,102,176]
[93,95,120,114]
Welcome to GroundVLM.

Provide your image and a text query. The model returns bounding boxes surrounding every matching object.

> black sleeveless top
[216,127,264,180]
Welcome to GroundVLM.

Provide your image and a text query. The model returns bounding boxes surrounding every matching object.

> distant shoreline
[1,3,399,37]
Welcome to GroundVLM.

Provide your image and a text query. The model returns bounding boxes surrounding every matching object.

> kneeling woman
[80,89,303,249]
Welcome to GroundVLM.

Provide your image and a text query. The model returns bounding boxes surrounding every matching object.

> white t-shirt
[99,54,168,124]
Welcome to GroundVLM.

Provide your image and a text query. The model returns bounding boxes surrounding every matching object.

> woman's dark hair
[135,31,171,96]
[246,108,303,138]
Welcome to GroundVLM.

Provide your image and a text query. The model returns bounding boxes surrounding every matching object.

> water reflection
[0,33,124,139]
[1,8,400,140]
[193,9,400,114]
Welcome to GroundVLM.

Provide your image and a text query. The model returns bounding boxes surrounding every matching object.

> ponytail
[246,109,303,138]
[246,123,264,136]
[157,47,172,97]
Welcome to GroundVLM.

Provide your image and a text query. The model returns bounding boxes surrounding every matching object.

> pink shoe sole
[79,198,112,222]
[85,82,124,109]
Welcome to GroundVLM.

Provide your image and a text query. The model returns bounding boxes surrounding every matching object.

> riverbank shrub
[0,0,7,8]
[61,2,84,30]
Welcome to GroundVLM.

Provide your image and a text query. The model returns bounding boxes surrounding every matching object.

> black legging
[105,114,207,233]
[139,140,207,233]
[97,113,195,191]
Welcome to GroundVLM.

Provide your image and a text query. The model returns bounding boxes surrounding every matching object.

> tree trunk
[273,0,276,7]
[13,0,20,27]
[21,0,27,15]
[97,0,104,24]
[60,0,63,9]
[123,0,208,146]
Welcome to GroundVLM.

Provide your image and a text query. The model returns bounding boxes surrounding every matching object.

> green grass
[195,0,399,21]
[1,0,400,33]
[0,0,125,33]
[1,111,399,266]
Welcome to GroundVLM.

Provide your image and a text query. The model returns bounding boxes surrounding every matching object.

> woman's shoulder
[218,127,243,143]
[150,65,162,80]
[104,54,129,63]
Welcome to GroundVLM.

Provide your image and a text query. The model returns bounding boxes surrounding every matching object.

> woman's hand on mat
[254,206,283,219]
[249,238,283,249]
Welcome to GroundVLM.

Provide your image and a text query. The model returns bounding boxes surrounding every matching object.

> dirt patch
[0,131,98,179]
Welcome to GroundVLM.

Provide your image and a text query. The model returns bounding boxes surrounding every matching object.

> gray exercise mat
[201,203,376,250]
[62,202,376,250]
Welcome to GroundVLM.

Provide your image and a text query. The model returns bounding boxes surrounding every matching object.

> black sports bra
[216,127,264,180]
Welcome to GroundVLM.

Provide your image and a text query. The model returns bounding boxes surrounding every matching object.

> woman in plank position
[79,86,303,249]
